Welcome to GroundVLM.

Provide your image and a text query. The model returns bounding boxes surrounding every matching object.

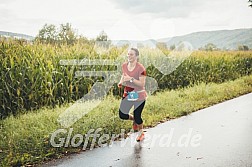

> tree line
[34,23,109,45]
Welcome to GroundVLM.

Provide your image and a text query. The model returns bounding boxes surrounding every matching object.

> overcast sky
[0,0,252,40]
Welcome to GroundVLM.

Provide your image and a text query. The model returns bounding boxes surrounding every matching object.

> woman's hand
[123,73,132,82]
[117,82,122,88]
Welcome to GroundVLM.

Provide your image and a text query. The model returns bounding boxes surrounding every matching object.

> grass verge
[0,75,252,166]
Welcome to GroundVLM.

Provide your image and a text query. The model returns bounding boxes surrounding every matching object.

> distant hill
[0,31,34,41]
[157,28,252,50]
[112,28,252,50]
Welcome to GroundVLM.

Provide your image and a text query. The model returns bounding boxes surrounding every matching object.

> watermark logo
[56,19,193,128]
[50,127,202,150]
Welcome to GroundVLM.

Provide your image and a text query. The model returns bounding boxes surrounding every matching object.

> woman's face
[127,50,137,63]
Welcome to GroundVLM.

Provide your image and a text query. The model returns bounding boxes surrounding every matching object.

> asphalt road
[43,93,252,167]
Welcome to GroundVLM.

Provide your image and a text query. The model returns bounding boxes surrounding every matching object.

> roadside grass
[0,75,252,166]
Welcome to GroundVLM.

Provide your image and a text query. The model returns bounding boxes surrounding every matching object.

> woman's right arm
[118,75,124,88]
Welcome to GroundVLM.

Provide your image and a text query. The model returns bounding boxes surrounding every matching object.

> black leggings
[119,98,146,125]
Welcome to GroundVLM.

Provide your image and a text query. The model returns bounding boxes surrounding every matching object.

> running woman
[118,48,147,142]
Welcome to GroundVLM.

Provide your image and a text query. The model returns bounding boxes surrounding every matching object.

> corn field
[1,40,252,118]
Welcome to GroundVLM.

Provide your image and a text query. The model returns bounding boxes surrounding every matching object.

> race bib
[127,91,139,101]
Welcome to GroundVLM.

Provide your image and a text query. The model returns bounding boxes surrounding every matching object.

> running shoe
[136,132,145,142]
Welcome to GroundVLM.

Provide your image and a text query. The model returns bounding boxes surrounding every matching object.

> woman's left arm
[123,73,146,88]
[132,76,146,87]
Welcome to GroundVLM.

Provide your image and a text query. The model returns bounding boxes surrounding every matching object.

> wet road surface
[43,93,252,167]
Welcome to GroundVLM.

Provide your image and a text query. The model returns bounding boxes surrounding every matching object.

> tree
[96,30,108,41]
[169,44,175,50]
[58,23,77,45]
[95,30,111,49]
[238,45,249,51]
[249,0,252,7]
[35,24,57,44]
[202,43,218,51]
